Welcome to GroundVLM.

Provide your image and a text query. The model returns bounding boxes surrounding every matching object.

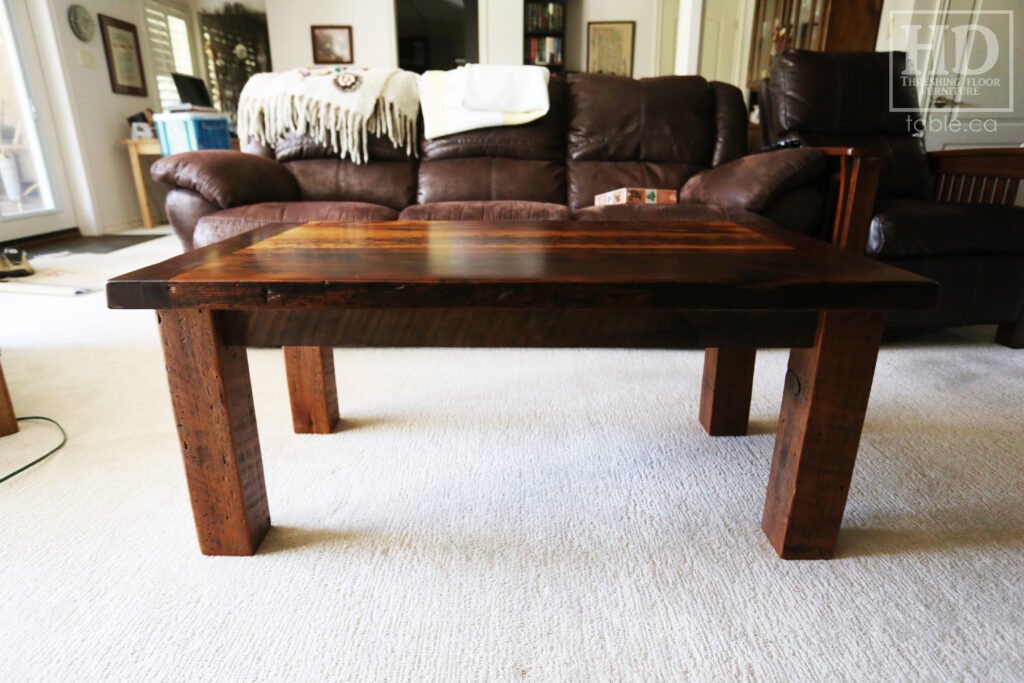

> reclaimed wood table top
[106,220,937,312]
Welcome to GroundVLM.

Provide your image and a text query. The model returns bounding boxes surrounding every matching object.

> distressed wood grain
[284,346,340,434]
[699,347,757,436]
[158,309,269,555]
[762,311,885,559]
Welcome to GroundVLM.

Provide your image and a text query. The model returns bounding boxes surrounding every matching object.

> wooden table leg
[126,144,154,229]
[0,359,18,437]
[762,311,884,559]
[699,347,756,436]
[283,346,340,434]
[158,309,270,555]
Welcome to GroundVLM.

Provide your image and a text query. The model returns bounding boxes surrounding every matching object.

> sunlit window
[144,3,196,111]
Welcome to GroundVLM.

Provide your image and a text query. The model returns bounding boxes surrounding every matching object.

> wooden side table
[116,138,240,229]
[0,358,17,437]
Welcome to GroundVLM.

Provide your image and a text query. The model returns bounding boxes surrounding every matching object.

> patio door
[0,0,77,241]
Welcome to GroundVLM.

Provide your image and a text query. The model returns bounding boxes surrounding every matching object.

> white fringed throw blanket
[237,67,420,164]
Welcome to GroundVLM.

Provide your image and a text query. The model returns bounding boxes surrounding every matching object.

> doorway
[699,0,751,89]
[395,0,479,73]
[0,0,76,241]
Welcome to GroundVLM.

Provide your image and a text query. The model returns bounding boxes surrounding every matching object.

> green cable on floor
[0,417,68,484]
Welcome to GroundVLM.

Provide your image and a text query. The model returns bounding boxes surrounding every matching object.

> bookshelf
[523,1,566,76]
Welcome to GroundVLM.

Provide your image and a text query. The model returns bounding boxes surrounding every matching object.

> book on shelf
[526,2,564,32]
[528,36,563,66]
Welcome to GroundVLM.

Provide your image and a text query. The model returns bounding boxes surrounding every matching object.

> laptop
[168,73,216,112]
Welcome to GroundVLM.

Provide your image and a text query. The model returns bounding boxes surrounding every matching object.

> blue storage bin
[154,113,231,156]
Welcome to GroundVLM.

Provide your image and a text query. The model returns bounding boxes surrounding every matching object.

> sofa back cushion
[416,78,568,205]
[274,132,418,210]
[565,73,745,210]
[765,49,933,200]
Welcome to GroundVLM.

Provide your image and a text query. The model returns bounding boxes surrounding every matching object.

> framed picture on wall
[98,14,147,96]
[586,21,635,77]
[311,25,354,64]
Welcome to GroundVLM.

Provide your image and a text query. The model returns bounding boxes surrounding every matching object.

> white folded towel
[419,65,551,139]
[461,64,550,112]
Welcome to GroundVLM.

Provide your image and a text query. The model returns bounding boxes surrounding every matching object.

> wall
[265,0,398,70]
[657,0,679,76]
[673,0,702,75]
[565,0,665,78]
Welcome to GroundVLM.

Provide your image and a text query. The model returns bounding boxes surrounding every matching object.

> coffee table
[107,220,936,559]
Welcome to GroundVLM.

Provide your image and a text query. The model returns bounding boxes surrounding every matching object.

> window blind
[144,2,196,111]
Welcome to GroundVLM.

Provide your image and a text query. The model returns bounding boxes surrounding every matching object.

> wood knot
[785,369,801,397]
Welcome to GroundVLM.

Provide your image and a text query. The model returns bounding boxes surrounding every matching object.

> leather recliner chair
[760,49,1024,346]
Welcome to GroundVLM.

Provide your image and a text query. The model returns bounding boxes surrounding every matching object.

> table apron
[218,309,821,349]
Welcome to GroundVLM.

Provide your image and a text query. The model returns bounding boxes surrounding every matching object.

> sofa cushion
[399,201,570,221]
[567,161,704,212]
[867,200,1024,257]
[193,201,399,248]
[566,73,744,211]
[573,202,779,231]
[568,73,715,164]
[275,131,416,162]
[420,79,566,161]
[418,158,566,204]
[284,159,417,210]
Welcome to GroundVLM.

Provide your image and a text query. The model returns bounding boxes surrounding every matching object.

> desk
[116,138,240,229]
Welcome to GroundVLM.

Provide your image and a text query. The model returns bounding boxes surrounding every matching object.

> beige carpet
[0,234,1022,681]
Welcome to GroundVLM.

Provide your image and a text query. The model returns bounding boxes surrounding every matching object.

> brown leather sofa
[760,50,1024,343]
[152,73,828,251]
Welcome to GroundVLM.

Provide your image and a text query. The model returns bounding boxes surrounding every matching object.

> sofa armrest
[164,188,220,251]
[150,150,300,210]
[679,147,827,213]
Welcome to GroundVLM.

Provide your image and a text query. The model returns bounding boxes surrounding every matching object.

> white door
[700,0,743,86]
[0,0,77,241]
[914,0,1024,150]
